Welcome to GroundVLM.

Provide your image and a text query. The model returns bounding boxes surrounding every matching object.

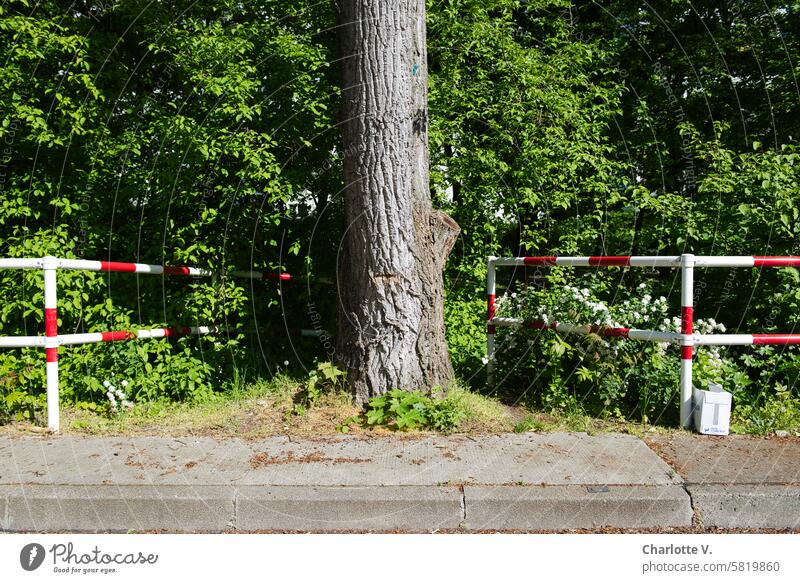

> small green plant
[302,361,347,406]
[362,388,465,432]
[513,415,548,433]
[732,382,800,434]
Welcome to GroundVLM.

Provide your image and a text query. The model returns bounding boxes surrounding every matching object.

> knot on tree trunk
[430,209,460,267]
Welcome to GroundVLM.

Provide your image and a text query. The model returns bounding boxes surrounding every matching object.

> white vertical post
[679,253,695,429]
[486,256,497,385]
[43,256,60,433]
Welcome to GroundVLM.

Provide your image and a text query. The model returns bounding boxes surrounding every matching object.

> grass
[0,375,689,438]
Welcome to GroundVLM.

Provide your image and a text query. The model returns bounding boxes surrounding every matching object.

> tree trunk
[334,0,460,404]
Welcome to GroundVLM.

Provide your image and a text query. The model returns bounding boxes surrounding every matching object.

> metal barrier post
[42,256,60,433]
[679,253,695,429]
[487,256,496,385]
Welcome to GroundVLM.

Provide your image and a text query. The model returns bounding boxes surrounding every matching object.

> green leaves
[301,362,346,406]
[362,389,465,432]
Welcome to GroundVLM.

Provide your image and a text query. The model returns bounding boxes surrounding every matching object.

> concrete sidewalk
[0,432,797,532]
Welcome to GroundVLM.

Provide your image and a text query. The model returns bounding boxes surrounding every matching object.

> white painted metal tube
[0,258,42,269]
[487,257,497,384]
[59,326,213,345]
[693,256,755,267]
[628,256,681,267]
[492,257,527,267]
[679,254,695,429]
[57,258,161,273]
[42,257,60,433]
[57,258,213,276]
[694,334,754,345]
[627,330,682,343]
[489,320,681,344]
[553,257,591,266]
[494,255,682,268]
[491,317,524,327]
[0,336,47,347]
[57,332,106,346]
[555,322,591,334]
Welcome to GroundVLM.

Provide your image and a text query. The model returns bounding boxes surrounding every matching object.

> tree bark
[334,0,460,404]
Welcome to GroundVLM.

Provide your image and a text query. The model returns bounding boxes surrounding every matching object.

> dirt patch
[249,450,371,468]
[646,433,800,484]
[184,461,197,469]
[125,454,145,469]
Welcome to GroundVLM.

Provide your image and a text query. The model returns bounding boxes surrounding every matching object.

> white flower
[481,356,489,365]
[283,360,289,366]
[103,380,111,388]
[638,283,647,289]
[121,380,129,388]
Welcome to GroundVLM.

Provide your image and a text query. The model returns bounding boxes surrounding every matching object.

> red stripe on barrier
[100,331,136,342]
[681,306,693,334]
[45,308,58,336]
[524,320,557,330]
[681,346,693,359]
[594,326,630,337]
[46,347,58,362]
[164,266,192,276]
[487,293,496,320]
[523,256,557,266]
[162,327,191,337]
[752,334,800,344]
[262,272,293,281]
[753,256,800,267]
[99,261,138,272]
[588,256,630,266]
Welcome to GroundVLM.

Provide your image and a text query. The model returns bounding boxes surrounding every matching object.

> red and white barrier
[0,255,298,432]
[487,253,800,430]
[57,327,213,346]
[43,257,59,432]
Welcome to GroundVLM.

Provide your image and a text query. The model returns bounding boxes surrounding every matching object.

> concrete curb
[1,485,234,532]
[2,434,797,532]
[464,485,693,530]
[235,486,463,531]
[688,484,800,530]
[1,484,698,532]
[1,485,465,533]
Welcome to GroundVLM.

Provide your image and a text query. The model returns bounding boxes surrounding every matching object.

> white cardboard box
[693,382,732,435]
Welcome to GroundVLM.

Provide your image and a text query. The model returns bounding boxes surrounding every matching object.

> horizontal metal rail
[492,255,800,268]
[1,257,294,280]
[486,253,800,432]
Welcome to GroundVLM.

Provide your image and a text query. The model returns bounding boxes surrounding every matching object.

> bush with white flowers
[490,275,747,424]
[103,378,134,414]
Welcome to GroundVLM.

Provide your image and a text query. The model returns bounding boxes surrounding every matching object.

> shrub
[360,388,465,432]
